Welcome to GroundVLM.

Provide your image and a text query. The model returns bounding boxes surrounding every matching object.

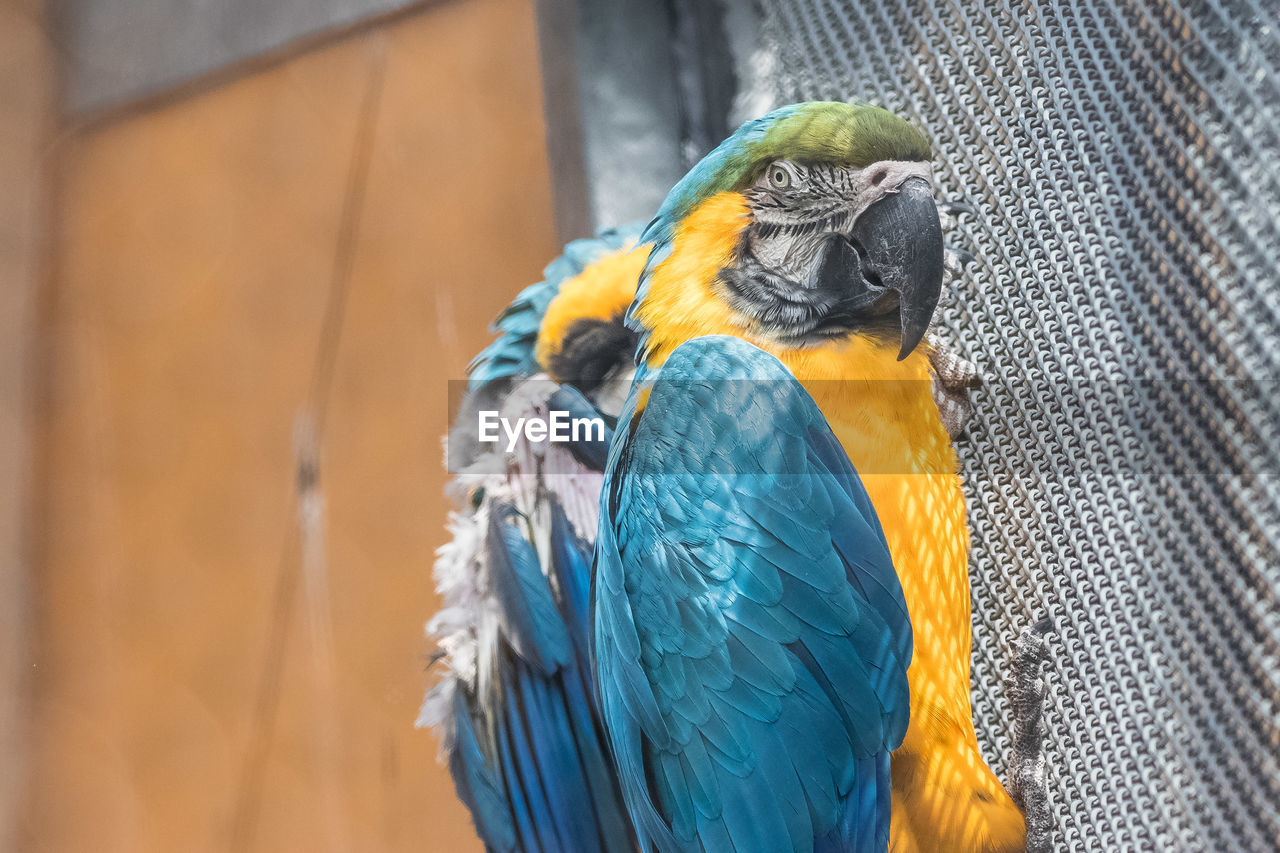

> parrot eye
[767,163,794,190]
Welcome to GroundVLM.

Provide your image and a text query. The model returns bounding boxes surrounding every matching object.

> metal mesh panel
[742,1,1280,849]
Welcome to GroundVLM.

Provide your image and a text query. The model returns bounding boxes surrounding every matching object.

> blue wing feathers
[486,503,572,674]
[445,225,658,852]
[595,335,913,853]
[496,684,555,853]
[546,499,593,663]
[492,648,638,853]
[558,664,635,851]
[448,689,518,852]
[506,669,573,851]
[450,496,636,851]
[514,665,600,849]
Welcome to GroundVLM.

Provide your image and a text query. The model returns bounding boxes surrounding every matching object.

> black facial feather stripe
[750,211,850,240]
[548,315,639,393]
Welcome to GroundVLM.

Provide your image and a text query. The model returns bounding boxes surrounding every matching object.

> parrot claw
[927,337,981,440]
[937,196,976,297]
[945,245,976,268]
[936,199,977,237]
[938,197,976,286]
[942,246,975,293]
[937,199,978,217]
[1008,619,1054,853]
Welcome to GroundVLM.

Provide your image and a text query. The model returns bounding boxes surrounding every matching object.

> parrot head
[630,101,945,367]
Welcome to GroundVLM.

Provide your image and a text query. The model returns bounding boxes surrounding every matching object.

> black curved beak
[816,176,944,360]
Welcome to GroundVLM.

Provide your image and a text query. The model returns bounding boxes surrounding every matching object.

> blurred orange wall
[2,1,52,849]
[21,0,558,849]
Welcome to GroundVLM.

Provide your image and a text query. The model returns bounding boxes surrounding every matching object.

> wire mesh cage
[717,1,1280,849]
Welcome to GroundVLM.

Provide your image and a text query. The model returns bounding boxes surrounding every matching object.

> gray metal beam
[60,0,421,115]
[534,0,745,239]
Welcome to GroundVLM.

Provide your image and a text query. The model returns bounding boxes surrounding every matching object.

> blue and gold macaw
[424,102,1042,853]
